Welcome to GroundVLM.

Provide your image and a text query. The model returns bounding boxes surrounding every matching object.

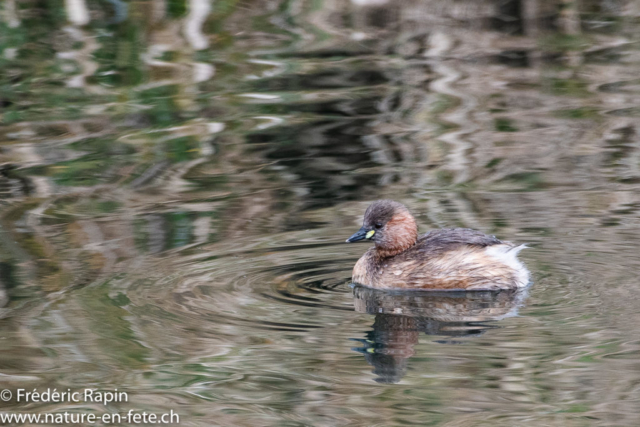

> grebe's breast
[352,248,376,286]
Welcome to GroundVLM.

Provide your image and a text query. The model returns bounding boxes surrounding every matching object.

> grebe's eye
[374,222,383,229]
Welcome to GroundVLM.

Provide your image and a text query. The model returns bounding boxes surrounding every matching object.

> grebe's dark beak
[346,227,374,243]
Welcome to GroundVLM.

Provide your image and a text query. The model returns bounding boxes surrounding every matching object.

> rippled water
[2,0,640,425]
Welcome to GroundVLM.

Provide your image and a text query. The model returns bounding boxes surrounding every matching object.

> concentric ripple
[113,230,359,340]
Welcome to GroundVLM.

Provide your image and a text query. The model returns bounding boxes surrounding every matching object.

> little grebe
[346,200,529,290]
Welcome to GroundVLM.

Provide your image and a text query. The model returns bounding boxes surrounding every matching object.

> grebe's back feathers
[415,228,503,255]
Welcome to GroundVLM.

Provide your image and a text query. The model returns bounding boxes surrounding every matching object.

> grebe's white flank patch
[485,244,530,288]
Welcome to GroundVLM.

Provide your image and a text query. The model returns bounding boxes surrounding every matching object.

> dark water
[2,0,640,425]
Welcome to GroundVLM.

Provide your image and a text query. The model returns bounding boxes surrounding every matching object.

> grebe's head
[346,200,418,256]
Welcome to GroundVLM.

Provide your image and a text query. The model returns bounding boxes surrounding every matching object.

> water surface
[2,0,640,425]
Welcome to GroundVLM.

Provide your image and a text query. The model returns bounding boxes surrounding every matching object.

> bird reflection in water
[351,286,528,383]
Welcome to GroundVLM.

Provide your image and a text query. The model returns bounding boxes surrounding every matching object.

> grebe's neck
[374,211,418,258]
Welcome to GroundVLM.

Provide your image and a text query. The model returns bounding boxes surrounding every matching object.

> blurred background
[1,0,640,425]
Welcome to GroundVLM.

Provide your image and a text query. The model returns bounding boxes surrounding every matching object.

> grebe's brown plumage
[346,200,529,290]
